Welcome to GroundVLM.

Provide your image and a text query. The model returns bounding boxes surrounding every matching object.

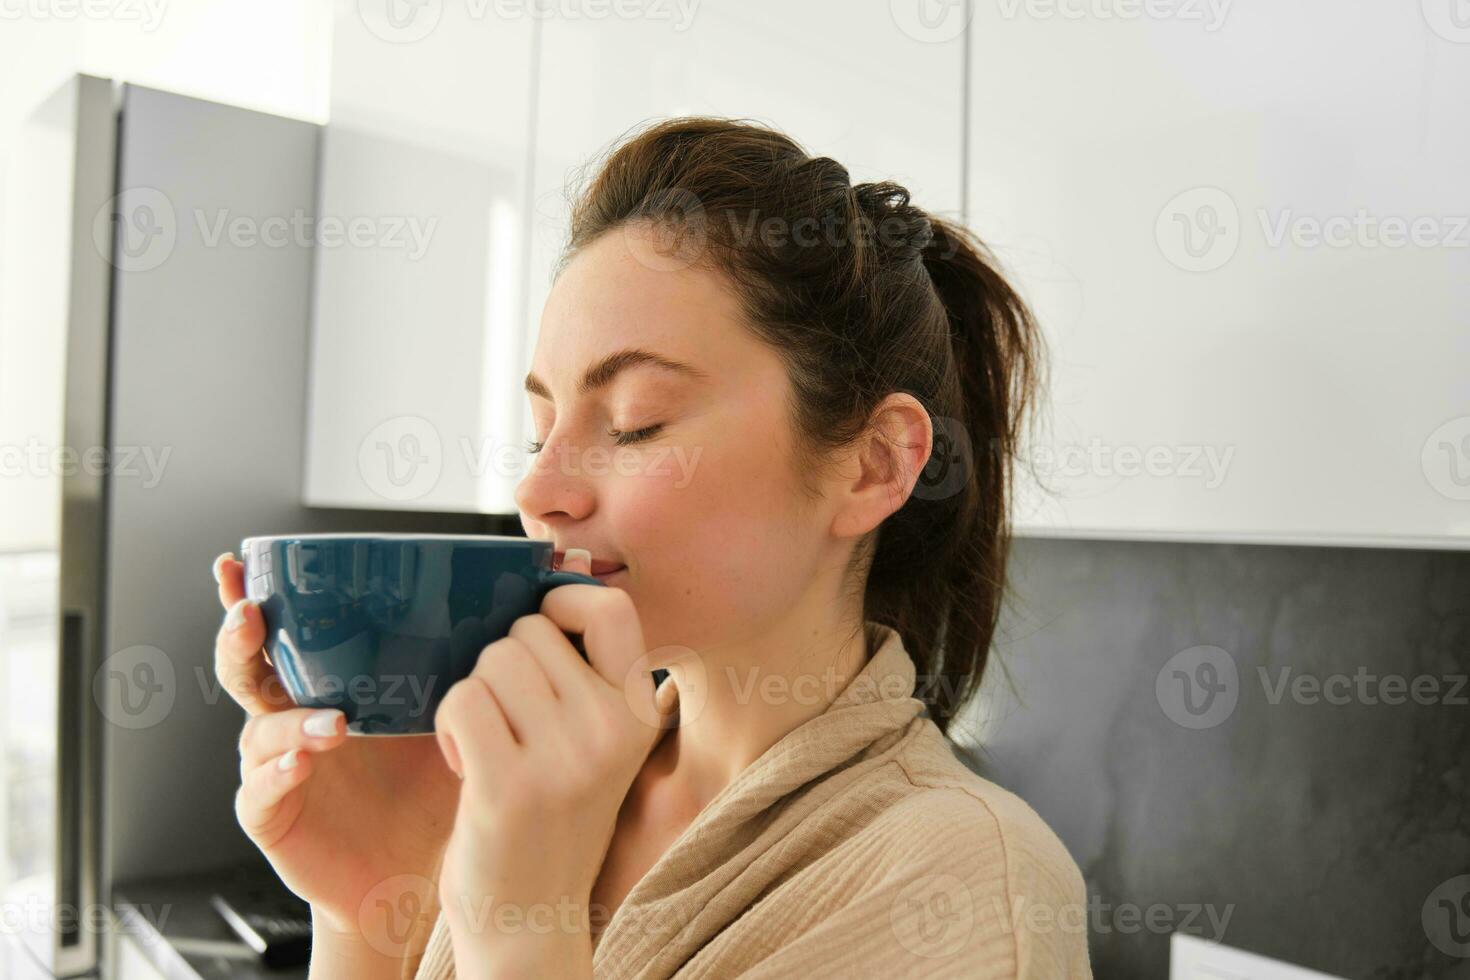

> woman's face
[515,224,836,663]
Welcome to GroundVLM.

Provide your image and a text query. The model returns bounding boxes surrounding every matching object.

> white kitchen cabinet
[968,4,1470,548]
[524,4,966,445]
[304,3,966,515]
[303,7,537,514]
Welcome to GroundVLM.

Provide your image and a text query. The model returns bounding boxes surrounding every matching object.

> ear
[829,392,934,540]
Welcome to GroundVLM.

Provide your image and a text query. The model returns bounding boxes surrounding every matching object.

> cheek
[607,416,814,616]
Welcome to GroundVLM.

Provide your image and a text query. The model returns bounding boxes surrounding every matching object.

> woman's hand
[213,553,462,963]
[432,550,670,977]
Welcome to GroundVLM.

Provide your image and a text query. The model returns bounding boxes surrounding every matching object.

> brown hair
[555,117,1043,737]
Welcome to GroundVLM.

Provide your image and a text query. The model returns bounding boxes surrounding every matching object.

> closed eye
[524,423,664,454]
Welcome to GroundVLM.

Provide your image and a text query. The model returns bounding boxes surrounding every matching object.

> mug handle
[537,569,605,592]
[535,569,606,659]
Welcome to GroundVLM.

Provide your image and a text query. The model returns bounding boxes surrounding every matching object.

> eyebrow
[524,347,711,401]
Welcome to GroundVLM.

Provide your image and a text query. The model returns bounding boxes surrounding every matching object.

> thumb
[560,547,592,576]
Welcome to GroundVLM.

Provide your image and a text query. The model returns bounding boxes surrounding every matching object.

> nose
[514,435,597,527]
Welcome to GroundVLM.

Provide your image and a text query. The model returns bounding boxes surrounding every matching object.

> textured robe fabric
[409,621,1092,979]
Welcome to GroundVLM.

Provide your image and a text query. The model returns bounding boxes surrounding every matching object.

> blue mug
[238,534,604,735]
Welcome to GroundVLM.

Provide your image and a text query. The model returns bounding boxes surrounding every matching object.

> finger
[214,551,242,609]
[538,584,645,691]
[470,639,558,744]
[215,597,288,715]
[435,673,514,783]
[506,614,597,704]
[238,706,348,776]
[560,547,592,576]
[235,748,312,844]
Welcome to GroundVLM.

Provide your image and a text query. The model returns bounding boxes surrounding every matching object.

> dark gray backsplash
[956,537,1470,979]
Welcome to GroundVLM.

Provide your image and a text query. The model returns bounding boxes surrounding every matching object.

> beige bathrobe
[409,622,1092,979]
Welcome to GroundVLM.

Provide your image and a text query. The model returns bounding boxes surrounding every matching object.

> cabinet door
[968,4,1470,547]
[304,7,536,513]
[524,2,966,435]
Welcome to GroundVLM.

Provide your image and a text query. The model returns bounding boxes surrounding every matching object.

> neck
[641,599,873,813]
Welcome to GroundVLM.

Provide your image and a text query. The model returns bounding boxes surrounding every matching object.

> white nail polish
[277,749,298,770]
[566,547,591,566]
[303,709,341,737]
[212,551,233,584]
[224,598,250,632]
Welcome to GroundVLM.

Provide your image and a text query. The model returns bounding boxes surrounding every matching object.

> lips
[552,550,626,576]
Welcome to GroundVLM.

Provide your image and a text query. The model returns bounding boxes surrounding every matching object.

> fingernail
[225,598,250,632]
[212,551,234,584]
[277,748,299,770]
[437,730,463,780]
[303,709,342,737]
[565,548,591,567]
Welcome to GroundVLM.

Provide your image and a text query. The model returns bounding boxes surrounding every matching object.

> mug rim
[241,533,548,545]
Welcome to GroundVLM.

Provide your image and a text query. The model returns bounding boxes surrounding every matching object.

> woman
[213,117,1091,978]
